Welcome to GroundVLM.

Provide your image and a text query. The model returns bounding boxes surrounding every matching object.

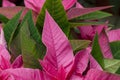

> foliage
[0,0,120,80]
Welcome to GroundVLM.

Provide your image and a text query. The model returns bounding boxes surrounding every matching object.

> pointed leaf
[41,11,74,77]
[110,41,120,59]
[2,0,15,7]
[10,11,45,60]
[74,11,112,20]
[3,11,22,47]
[0,14,9,23]
[104,58,120,74]
[20,21,41,69]
[69,40,91,53]
[91,34,104,68]
[90,55,103,70]
[24,0,76,13]
[36,0,70,36]
[98,29,113,58]
[70,21,106,27]
[11,55,23,68]
[0,27,7,47]
[0,45,11,69]
[25,11,46,59]
[67,6,112,20]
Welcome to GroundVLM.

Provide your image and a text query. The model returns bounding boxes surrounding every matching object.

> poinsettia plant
[0,0,120,80]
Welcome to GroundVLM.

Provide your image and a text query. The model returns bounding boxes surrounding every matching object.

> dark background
[78,0,120,29]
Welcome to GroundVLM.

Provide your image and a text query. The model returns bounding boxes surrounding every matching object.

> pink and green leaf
[41,11,74,77]
[36,0,70,36]
[67,6,112,20]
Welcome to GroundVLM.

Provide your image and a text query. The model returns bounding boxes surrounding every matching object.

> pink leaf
[0,55,11,70]
[85,69,120,80]
[0,26,7,47]
[24,0,76,13]
[11,55,23,68]
[2,0,15,7]
[67,6,112,20]
[73,48,90,74]
[0,68,43,80]
[67,48,90,80]
[62,0,77,10]
[76,2,83,8]
[24,0,45,13]
[0,45,11,64]
[70,75,84,80]
[107,29,120,42]
[0,71,15,80]
[57,66,66,80]
[0,6,37,23]
[98,29,113,58]
[41,11,74,77]
[0,45,11,70]
[78,26,95,40]
[90,55,102,70]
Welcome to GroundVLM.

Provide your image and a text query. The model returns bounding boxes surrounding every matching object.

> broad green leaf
[104,58,120,74]
[74,11,112,20]
[91,34,104,68]
[0,14,9,23]
[26,11,46,58]
[110,41,120,59]
[3,11,22,47]
[10,34,22,61]
[9,11,31,60]
[69,21,106,27]
[70,40,91,53]
[27,11,46,59]
[10,11,45,60]
[36,0,70,36]
[20,21,41,69]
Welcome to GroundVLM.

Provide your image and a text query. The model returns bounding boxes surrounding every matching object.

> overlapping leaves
[36,0,70,36]
[3,11,45,69]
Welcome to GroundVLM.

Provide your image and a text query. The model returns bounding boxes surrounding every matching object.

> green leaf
[26,11,46,58]
[70,40,91,53]
[20,21,41,69]
[9,33,21,61]
[36,0,70,36]
[69,21,106,27]
[10,11,46,60]
[110,41,120,59]
[3,11,22,47]
[104,58,120,74]
[91,34,104,68]
[0,14,9,23]
[74,11,112,20]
